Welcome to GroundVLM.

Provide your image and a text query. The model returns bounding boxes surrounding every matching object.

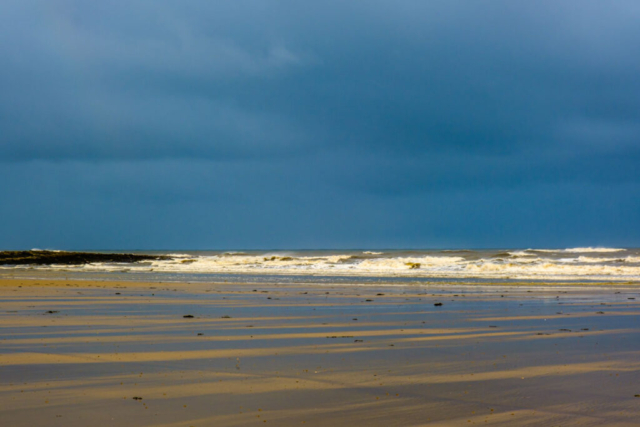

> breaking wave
[6,248,638,282]
[530,247,626,253]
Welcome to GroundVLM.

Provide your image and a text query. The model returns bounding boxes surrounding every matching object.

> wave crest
[6,249,639,282]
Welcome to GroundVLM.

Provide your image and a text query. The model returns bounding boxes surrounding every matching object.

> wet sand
[1,278,640,426]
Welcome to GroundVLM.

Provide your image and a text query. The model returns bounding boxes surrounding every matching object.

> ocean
[3,247,640,285]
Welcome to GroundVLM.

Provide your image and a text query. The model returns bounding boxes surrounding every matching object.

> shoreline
[1,276,640,290]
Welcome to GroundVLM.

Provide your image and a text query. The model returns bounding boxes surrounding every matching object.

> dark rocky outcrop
[0,250,169,266]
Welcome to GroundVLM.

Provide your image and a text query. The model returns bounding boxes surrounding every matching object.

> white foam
[58,258,640,280]
[508,251,535,257]
[562,247,626,253]
[526,247,626,253]
[10,250,640,282]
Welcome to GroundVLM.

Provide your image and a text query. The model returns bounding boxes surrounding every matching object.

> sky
[1,1,639,250]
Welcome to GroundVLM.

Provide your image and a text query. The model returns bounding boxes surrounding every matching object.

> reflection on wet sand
[1,279,640,426]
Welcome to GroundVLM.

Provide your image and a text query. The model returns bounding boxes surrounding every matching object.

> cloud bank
[1,1,639,248]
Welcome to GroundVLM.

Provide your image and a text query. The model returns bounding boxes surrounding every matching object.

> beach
[2,277,640,426]
[4,0,639,424]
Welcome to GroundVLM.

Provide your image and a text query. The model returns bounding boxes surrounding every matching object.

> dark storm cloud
[1,1,639,248]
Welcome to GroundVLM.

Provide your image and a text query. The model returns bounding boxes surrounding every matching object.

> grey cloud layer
[3,1,640,161]
[1,1,639,248]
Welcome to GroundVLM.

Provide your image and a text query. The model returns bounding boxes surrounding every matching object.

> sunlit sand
[2,278,640,426]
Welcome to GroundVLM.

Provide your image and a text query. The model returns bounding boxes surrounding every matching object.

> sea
[2,247,640,286]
